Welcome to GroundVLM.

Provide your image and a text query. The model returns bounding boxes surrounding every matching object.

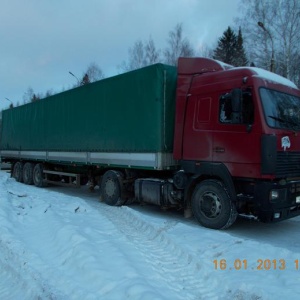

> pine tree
[213,27,237,65]
[213,27,248,67]
[235,27,248,66]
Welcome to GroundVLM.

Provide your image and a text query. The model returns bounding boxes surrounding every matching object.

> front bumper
[252,180,300,222]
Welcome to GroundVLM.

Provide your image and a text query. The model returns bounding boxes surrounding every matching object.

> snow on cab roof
[248,67,298,90]
[214,59,234,70]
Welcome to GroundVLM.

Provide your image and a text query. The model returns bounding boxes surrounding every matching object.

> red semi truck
[1,57,300,229]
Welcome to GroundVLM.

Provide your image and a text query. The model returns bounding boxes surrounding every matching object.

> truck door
[213,89,260,177]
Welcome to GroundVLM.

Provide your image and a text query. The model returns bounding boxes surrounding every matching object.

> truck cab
[174,57,300,228]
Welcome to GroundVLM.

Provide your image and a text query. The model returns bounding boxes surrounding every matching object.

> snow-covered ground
[0,170,300,300]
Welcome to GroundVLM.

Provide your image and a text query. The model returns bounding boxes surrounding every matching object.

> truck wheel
[12,162,24,182]
[33,163,45,187]
[23,162,34,185]
[191,179,237,229]
[101,170,125,206]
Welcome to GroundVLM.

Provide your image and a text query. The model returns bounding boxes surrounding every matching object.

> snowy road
[0,171,299,299]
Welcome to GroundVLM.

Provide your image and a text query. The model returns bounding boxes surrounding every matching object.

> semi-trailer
[1,57,300,229]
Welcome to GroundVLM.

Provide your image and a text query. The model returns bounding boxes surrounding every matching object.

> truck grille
[276,151,300,178]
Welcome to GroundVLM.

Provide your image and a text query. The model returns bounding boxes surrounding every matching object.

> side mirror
[231,88,242,123]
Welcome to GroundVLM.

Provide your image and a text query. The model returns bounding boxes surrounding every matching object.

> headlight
[270,190,279,201]
[273,212,281,219]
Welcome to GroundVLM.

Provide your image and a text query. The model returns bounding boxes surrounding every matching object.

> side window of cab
[219,94,232,123]
[219,89,254,124]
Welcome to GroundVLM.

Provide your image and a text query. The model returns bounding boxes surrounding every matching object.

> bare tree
[120,37,160,72]
[45,89,54,98]
[237,0,300,84]
[291,53,300,87]
[119,40,145,72]
[130,39,146,70]
[31,94,40,102]
[273,0,300,80]
[119,23,195,71]
[164,23,195,66]
[83,62,105,83]
[145,36,161,65]
[70,63,105,87]
[23,87,34,103]
[23,87,48,103]
[236,0,276,70]
[198,44,214,58]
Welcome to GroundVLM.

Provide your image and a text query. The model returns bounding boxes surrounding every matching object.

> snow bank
[0,171,300,299]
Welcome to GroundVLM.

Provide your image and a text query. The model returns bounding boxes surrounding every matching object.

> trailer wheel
[101,170,125,206]
[33,163,45,187]
[191,179,237,229]
[12,162,24,182]
[23,162,34,185]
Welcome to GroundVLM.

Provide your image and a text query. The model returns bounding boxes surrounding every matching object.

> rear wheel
[33,163,45,187]
[12,162,24,182]
[191,179,237,229]
[23,162,34,185]
[100,170,125,206]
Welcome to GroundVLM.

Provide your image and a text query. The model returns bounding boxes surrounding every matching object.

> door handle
[213,147,225,153]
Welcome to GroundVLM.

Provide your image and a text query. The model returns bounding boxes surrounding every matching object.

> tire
[23,162,34,185]
[12,162,24,182]
[191,179,237,229]
[100,170,125,206]
[33,163,45,187]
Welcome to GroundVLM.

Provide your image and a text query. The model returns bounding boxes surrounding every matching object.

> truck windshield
[260,88,300,131]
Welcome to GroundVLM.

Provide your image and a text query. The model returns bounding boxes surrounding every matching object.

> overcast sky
[0,0,240,111]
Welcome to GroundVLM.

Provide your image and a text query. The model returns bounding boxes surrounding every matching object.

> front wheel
[191,179,237,229]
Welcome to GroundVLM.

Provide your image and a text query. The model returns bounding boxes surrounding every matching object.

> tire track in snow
[0,174,257,299]
[99,204,222,300]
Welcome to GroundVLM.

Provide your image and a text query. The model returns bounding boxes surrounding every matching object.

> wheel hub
[105,179,116,197]
[201,192,222,218]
